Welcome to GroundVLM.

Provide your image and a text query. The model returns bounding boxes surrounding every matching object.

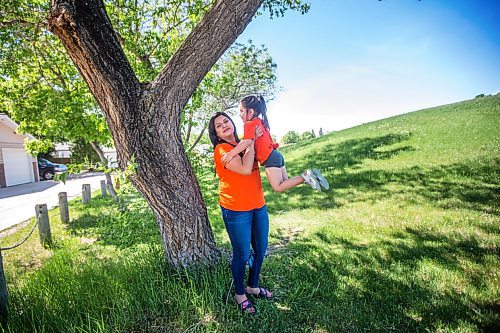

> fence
[0,180,109,326]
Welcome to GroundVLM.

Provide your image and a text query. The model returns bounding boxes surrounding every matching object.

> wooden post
[35,204,52,248]
[0,251,8,327]
[58,192,70,223]
[100,180,107,196]
[82,184,91,204]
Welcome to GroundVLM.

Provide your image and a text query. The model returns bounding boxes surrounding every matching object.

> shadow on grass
[63,174,228,251]
[66,194,162,248]
[390,227,500,265]
[264,134,499,215]
[247,226,499,332]
[286,132,415,172]
[8,224,498,332]
[6,131,499,331]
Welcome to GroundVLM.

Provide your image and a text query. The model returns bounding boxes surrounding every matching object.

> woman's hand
[221,151,235,165]
[255,125,264,138]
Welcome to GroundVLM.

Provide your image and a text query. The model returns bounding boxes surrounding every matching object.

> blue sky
[234,0,500,139]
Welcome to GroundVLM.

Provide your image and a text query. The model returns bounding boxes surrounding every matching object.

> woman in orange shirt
[208,111,273,314]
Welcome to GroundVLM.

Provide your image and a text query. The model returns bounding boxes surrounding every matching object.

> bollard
[100,180,107,196]
[82,184,91,204]
[0,252,8,327]
[35,204,52,248]
[58,192,70,223]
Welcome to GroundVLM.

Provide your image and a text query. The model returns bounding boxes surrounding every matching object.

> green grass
[1,95,499,332]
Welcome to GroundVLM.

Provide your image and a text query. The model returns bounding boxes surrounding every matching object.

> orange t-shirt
[214,143,265,211]
[243,118,279,164]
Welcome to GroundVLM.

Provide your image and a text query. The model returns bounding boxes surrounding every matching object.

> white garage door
[2,148,34,186]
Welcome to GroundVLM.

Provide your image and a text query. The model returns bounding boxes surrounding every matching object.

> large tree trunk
[47,0,263,267]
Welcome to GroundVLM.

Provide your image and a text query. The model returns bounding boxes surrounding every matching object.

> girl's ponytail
[258,94,270,130]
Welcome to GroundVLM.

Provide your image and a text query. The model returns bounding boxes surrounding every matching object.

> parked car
[52,162,68,173]
[37,158,56,181]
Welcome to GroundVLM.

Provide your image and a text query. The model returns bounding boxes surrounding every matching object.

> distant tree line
[475,93,498,98]
[281,128,324,144]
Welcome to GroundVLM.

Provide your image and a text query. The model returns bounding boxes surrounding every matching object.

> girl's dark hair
[208,112,240,148]
[240,94,269,130]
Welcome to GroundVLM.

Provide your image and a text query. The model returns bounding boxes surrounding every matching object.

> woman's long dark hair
[208,112,240,148]
[240,94,269,130]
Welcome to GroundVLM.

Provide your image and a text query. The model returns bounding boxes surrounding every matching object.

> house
[53,142,118,168]
[0,114,39,188]
[52,143,72,164]
[102,147,118,168]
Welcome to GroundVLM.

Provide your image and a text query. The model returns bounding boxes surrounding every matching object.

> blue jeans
[221,205,269,295]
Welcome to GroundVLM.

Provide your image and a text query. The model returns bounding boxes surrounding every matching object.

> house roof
[0,113,35,139]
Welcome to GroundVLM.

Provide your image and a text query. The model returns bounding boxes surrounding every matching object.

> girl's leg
[221,207,252,296]
[265,166,304,193]
[281,166,289,181]
[247,205,271,297]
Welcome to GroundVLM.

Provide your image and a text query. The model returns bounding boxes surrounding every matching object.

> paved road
[0,173,106,231]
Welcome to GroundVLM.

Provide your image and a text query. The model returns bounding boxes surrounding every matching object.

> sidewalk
[0,173,106,232]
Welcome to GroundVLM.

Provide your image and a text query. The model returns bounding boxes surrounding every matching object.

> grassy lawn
[1,95,499,332]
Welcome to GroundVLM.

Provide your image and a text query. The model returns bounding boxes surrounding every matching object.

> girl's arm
[224,142,255,175]
[221,139,253,164]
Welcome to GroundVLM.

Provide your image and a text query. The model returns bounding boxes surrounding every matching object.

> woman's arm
[221,125,264,164]
[221,139,253,164]
[224,142,255,175]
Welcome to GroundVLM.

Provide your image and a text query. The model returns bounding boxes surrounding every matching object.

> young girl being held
[221,94,329,192]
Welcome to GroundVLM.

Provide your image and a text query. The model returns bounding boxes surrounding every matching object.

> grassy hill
[272,94,499,215]
[254,94,499,332]
[2,95,499,332]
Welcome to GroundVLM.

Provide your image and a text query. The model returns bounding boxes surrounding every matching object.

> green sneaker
[312,169,329,190]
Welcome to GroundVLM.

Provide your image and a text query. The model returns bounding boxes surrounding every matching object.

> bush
[281,130,300,144]
[301,131,315,141]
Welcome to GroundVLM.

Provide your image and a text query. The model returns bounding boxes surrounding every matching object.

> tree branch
[90,141,118,201]
[187,125,208,153]
[185,111,194,144]
[146,4,211,59]
[151,0,263,118]
[34,44,68,91]
[0,20,33,28]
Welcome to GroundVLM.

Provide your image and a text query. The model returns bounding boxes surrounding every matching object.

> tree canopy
[1,0,310,267]
[1,0,285,156]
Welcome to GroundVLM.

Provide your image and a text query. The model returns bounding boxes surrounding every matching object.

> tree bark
[90,141,118,201]
[48,0,263,267]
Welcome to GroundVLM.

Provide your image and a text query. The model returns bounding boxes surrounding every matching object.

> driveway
[0,173,106,232]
